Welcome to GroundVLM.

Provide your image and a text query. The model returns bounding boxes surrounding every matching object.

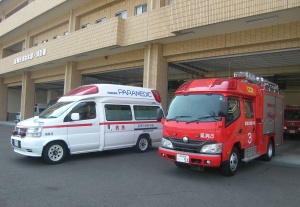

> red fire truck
[157,72,285,176]
[284,105,300,138]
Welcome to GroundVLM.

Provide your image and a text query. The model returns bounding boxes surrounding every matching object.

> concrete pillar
[69,10,77,32]
[21,72,35,120]
[0,78,8,121]
[143,43,168,111]
[147,0,165,10]
[64,61,81,93]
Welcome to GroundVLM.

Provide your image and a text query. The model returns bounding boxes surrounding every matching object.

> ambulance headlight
[162,138,173,149]
[26,126,43,137]
[200,143,222,154]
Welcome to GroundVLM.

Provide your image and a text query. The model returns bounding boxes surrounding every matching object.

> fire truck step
[242,146,260,162]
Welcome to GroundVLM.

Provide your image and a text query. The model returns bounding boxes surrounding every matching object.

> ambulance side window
[64,101,96,122]
[244,100,254,118]
[133,105,160,120]
[105,105,132,121]
[226,97,240,126]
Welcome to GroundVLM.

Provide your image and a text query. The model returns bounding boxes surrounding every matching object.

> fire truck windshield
[39,102,74,119]
[166,94,224,122]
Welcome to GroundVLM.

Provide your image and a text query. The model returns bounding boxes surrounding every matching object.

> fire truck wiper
[166,116,191,122]
[186,115,221,124]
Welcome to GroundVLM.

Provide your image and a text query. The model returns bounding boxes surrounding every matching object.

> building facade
[0,0,300,121]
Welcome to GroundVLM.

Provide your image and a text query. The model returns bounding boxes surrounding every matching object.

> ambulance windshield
[39,102,74,119]
[166,94,224,122]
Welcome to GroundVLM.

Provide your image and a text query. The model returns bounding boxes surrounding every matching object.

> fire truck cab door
[241,99,256,148]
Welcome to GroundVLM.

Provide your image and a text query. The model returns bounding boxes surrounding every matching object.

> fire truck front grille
[168,138,215,153]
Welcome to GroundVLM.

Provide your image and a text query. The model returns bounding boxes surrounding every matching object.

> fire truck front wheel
[261,140,274,161]
[220,147,240,176]
[42,141,67,164]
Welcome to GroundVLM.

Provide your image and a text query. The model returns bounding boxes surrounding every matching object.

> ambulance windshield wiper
[186,115,221,124]
[166,116,191,122]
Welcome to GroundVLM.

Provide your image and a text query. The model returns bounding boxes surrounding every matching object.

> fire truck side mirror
[157,108,164,121]
[218,101,228,117]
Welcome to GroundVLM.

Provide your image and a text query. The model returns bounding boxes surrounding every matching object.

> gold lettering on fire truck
[200,133,214,139]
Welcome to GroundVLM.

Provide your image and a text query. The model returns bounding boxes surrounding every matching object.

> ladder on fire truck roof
[234,72,279,93]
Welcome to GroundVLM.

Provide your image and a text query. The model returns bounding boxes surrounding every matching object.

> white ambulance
[11,84,163,164]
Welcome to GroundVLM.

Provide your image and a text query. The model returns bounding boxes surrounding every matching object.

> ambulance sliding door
[103,104,135,149]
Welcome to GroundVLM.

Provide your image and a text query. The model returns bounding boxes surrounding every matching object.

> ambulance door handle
[108,125,110,130]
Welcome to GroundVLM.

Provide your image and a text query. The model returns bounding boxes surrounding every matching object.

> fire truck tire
[261,140,274,161]
[134,137,149,153]
[174,161,189,168]
[42,141,67,164]
[220,147,240,176]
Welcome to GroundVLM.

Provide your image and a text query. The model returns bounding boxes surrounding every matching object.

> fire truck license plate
[289,130,295,133]
[176,154,189,163]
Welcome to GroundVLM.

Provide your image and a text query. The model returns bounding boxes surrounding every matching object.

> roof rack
[233,72,279,93]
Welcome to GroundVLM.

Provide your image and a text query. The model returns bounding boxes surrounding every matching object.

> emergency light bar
[64,85,99,96]
[234,72,279,93]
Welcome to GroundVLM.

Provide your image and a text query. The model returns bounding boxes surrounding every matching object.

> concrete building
[0,0,300,121]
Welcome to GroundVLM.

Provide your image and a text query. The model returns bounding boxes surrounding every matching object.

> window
[244,100,254,118]
[168,0,173,5]
[64,31,69,36]
[105,104,132,121]
[226,97,240,126]
[134,106,160,120]
[53,35,60,39]
[135,4,147,15]
[81,23,91,29]
[66,102,96,121]
[115,10,127,19]
[96,17,107,24]
[42,39,48,43]
[33,43,39,46]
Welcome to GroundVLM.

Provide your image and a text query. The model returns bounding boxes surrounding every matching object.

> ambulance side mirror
[71,113,80,121]
[218,101,228,117]
[157,108,164,121]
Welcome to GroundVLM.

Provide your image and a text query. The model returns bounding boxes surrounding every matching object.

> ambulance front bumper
[158,147,221,167]
[11,136,44,157]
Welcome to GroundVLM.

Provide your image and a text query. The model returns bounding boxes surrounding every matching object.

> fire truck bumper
[158,147,221,167]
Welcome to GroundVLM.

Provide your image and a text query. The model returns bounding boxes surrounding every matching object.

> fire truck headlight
[26,126,43,137]
[200,143,222,154]
[283,126,287,129]
[161,138,174,149]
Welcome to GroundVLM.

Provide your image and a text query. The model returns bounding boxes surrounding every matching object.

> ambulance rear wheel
[134,137,149,152]
[221,147,240,176]
[43,141,67,164]
[261,140,274,161]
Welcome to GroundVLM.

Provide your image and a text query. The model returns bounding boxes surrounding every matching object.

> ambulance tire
[134,137,150,153]
[42,141,67,164]
[261,140,274,161]
[220,147,240,176]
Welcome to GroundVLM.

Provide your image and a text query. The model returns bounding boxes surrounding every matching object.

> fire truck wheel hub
[229,153,238,171]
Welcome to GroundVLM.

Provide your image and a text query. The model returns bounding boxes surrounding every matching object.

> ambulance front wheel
[134,137,150,152]
[220,147,240,176]
[42,141,67,164]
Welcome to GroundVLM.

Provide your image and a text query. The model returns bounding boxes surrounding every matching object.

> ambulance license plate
[176,154,189,163]
[289,130,295,133]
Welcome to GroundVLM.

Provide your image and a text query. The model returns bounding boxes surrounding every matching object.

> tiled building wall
[0,0,67,37]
